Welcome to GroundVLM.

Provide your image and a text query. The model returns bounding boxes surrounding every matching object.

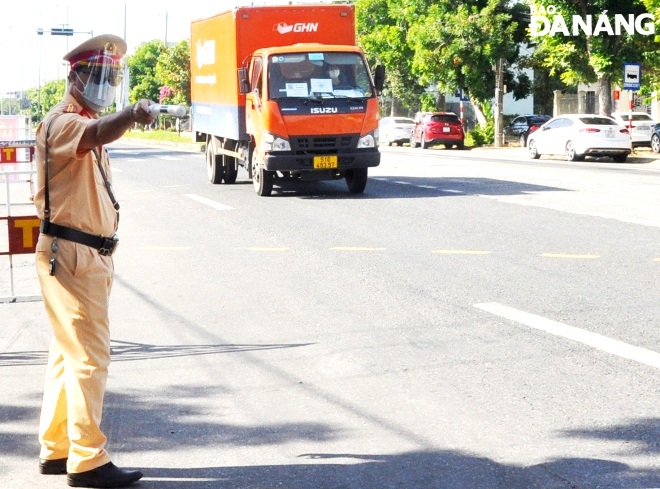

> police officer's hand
[131,100,158,125]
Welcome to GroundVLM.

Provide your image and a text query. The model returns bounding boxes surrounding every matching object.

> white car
[378,117,415,146]
[527,114,631,162]
[610,111,655,147]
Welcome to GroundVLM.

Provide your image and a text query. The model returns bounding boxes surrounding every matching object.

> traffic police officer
[33,34,156,488]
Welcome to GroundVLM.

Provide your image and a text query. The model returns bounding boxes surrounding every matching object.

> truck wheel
[345,168,368,193]
[206,143,223,184]
[251,150,273,196]
[224,156,238,184]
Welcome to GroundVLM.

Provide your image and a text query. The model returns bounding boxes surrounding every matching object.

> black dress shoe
[39,457,68,474]
[67,462,143,488]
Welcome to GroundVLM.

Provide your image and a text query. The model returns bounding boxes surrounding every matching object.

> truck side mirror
[237,68,250,94]
[373,65,385,94]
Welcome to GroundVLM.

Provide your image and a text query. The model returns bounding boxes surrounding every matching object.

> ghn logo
[195,39,215,68]
[274,22,319,34]
[530,5,655,37]
[310,107,338,114]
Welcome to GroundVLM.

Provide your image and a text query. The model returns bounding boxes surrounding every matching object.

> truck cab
[239,44,384,196]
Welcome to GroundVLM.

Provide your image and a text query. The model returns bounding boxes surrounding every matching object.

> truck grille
[291,134,358,153]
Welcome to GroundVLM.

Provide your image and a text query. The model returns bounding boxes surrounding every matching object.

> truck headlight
[262,131,291,152]
[358,130,377,148]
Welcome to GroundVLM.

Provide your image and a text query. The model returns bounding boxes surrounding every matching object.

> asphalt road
[1,142,658,488]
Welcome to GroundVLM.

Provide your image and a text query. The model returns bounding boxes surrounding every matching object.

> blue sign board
[623,62,641,90]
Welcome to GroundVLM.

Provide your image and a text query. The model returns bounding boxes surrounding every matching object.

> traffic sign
[623,62,641,90]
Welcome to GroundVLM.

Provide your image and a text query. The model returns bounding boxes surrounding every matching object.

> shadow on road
[2,386,658,488]
[270,177,567,200]
[0,341,311,367]
[137,453,656,488]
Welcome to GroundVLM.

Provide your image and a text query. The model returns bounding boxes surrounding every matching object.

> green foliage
[155,39,191,105]
[469,121,495,146]
[355,0,428,113]
[356,0,532,121]
[531,0,657,112]
[126,40,166,103]
[469,101,494,145]
[419,92,438,111]
[123,129,197,144]
[126,39,190,106]
[34,80,66,121]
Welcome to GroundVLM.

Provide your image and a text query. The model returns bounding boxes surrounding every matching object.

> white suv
[610,112,656,147]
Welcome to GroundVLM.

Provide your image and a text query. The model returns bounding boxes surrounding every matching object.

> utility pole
[493,57,504,147]
[165,12,168,45]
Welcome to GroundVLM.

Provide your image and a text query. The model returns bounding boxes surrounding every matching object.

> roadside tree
[127,40,167,103]
[356,0,427,114]
[155,39,191,106]
[356,0,531,127]
[530,0,656,115]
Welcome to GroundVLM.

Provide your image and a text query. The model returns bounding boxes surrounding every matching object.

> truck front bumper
[264,149,380,172]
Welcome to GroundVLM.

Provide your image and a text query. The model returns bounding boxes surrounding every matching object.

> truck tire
[222,140,238,184]
[345,168,368,193]
[206,143,224,184]
[251,150,273,196]
[224,156,238,184]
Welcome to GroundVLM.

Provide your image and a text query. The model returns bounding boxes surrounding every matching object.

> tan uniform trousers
[36,234,114,474]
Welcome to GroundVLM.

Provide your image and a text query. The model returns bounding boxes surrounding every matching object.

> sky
[0,0,303,94]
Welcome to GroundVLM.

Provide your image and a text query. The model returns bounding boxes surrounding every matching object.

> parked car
[610,111,656,147]
[527,114,631,162]
[378,116,415,146]
[503,114,551,147]
[410,112,464,149]
[650,123,660,153]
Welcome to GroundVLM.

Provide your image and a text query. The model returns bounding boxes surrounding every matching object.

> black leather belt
[40,220,119,256]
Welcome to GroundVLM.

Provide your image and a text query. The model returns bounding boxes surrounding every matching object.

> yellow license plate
[313,155,338,169]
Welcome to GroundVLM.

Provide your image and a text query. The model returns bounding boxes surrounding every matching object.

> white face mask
[329,69,340,78]
[76,72,116,112]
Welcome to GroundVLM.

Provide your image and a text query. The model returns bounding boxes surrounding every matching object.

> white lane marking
[541,253,600,259]
[433,249,491,255]
[417,185,437,189]
[236,247,290,252]
[185,194,234,210]
[139,246,192,251]
[475,302,660,370]
[443,189,464,194]
[330,247,387,251]
[394,180,412,185]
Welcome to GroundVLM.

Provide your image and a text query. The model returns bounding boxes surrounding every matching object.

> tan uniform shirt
[34,93,118,239]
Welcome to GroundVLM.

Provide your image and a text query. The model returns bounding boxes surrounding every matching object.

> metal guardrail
[1,139,41,303]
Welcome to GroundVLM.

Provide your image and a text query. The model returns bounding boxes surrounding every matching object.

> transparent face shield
[73,49,124,111]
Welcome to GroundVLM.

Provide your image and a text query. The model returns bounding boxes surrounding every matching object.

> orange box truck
[190,4,384,196]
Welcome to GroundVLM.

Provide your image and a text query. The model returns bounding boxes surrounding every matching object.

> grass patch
[123,129,194,144]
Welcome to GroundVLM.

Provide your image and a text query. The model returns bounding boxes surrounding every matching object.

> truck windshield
[268,52,373,100]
